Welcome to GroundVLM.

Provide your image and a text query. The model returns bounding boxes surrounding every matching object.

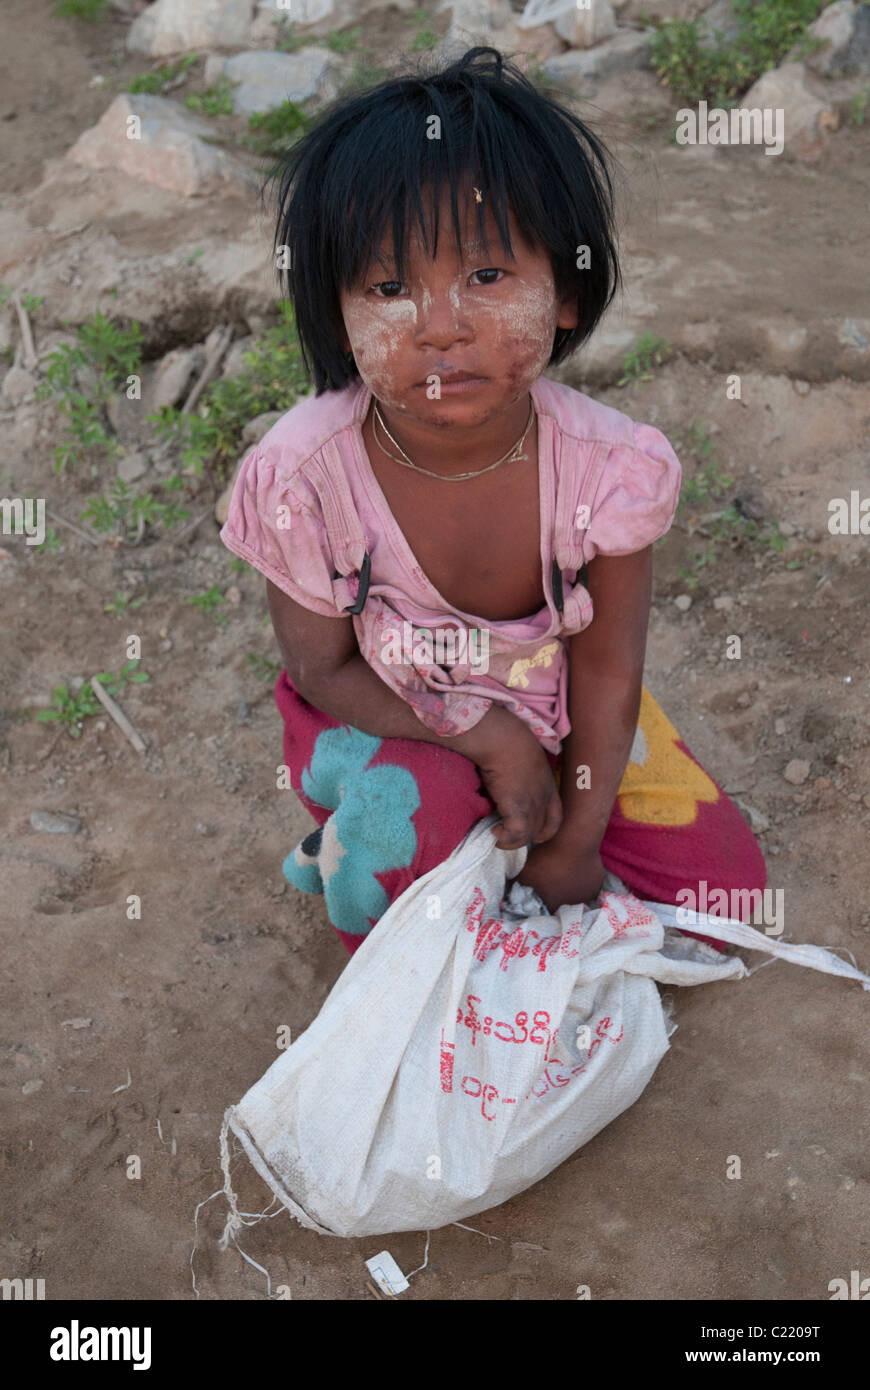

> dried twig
[182,325,233,415]
[45,507,102,547]
[88,675,148,755]
[13,290,38,370]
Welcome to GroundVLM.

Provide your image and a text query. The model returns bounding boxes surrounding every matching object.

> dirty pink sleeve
[582,422,682,559]
[218,447,344,618]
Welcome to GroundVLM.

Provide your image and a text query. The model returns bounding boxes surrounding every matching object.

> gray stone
[805,1,870,77]
[66,94,261,198]
[741,63,840,163]
[127,0,253,57]
[697,0,740,48]
[1,364,37,406]
[242,411,283,445]
[117,451,148,483]
[221,334,257,379]
[213,49,331,116]
[554,0,617,48]
[30,811,82,834]
[674,593,692,611]
[543,29,652,85]
[783,759,811,785]
[150,345,207,411]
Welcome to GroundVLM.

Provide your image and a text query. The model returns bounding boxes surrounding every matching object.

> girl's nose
[415,289,473,350]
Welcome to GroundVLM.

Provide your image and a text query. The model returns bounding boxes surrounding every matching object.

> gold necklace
[372,398,535,482]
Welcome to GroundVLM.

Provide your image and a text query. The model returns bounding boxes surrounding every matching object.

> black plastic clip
[336,550,371,614]
[551,555,564,613]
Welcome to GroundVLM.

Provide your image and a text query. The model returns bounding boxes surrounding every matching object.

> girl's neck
[369,391,535,479]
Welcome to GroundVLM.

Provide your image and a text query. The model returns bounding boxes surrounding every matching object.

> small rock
[778,520,796,537]
[127,0,252,56]
[61,1018,92,1029]
[225,585,241,605]
[554,0,617,48]
[783,759,811,785]
[543,29,652,86]
[736,691,752,708]
[712,594,734,611]
[150,345,206,411]
[775,718,786,734]
[793,378,811,395]
[241,411,283,447]
[30,811,81,834]
[674,594,692,612]
[22,1078,44,1095]
[813,777,830,790]
[117,451,148,484]
[805,0,870,77]
[211,49,331,116]
[742,63,839,163]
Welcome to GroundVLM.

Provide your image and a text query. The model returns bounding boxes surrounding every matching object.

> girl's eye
[370,281,406,298]
[470,268,503,285]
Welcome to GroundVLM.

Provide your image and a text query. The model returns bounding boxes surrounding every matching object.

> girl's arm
[515,546,652,911]
[265,579,562,849]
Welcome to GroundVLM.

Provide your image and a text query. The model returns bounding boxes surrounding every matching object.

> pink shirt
[219,375,681,754]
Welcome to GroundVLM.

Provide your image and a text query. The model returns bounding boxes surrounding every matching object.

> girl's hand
[470,709,563,850]
[511,840,605,916]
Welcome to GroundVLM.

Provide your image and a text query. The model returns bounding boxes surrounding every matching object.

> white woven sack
[221,815,870,1240]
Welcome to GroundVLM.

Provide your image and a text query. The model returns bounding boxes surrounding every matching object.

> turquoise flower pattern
[282,725,421,936]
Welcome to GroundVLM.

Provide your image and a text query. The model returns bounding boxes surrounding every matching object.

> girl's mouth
[413,376,489,394]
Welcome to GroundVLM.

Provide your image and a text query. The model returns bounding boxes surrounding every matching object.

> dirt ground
[2,1,870,1301]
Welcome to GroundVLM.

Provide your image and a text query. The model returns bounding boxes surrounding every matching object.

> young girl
[220,46,766,959]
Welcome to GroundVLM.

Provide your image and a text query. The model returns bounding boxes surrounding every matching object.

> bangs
[264,47,621,394]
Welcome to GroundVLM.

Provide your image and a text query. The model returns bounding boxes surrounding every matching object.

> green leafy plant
[52,0,109,18]
[617,333,672,386]
[80,476,191,544]
[104,589,146,616]
[411,28,440,50]
[36,311,144,473]
[850,88,870,125]
[675,422,798,585]
[326,26,363,52]
[650,0,826,107]
[125,55,198,96]
[246,652,282,681]
[147,301,309,476]
[185,76,235,117]
[32,527,63,555]
[36,661,149,738]
[245,99,313,156]
[188,586,229,626]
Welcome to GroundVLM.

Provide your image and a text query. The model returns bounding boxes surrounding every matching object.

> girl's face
[338,187,578,427]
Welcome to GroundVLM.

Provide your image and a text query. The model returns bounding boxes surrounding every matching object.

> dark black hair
[264,46,621,395]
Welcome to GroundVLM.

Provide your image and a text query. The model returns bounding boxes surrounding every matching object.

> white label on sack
[365,1251,409,1296]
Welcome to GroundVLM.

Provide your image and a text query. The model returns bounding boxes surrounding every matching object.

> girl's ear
[556,293,579,332]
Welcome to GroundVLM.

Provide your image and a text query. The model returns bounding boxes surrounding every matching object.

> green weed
[246,652,282,681]
[650,0,827,107]
[188,586,229,627]
[36,661,149,738]
[36,310,144,473]
[185,76,235,117]
[80,476,191,544]
[52,0,109,19]
[147,301,309,478]
[617,333,672,386]
[125,55,199,96]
